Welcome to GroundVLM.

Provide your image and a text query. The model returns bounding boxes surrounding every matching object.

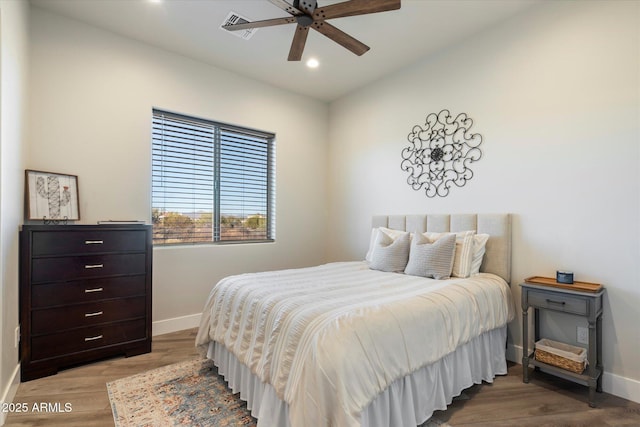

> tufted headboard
[371,214,511,283]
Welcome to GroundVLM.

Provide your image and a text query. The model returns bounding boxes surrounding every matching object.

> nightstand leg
[533,308,541,372]
[588,380,597,408]
[588,320,597,407]
[596,314,603,393]
[522,306,529,383]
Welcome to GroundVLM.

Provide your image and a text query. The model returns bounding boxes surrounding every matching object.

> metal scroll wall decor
[401,109,483,198]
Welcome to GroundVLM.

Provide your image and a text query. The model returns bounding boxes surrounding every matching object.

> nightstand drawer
[32,253,146,283]
[31,296,146,334]
[31,319,147,360]
[527,289,587,315]
[32,275,146,308]
[32,230,147,256]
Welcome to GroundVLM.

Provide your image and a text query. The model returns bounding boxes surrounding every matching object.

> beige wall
[0,0,29,419]
[28,8,329,330]
[327,1,639,402]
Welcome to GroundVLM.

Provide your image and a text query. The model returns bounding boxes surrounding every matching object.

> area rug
[107,357,451,427]
[107,358,255,426]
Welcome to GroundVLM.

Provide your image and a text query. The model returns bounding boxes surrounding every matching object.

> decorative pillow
[368,229,411,273]
[470,234,490,275]
[423,230,475,278]
[365,227,408,262]
[404,233,456,279]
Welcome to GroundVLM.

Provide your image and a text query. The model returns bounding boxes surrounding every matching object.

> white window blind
[152,109,275,245]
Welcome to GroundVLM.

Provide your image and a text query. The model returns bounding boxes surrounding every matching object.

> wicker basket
[535,339,587,374]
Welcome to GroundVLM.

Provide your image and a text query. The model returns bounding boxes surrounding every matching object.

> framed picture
[25,170,80,221]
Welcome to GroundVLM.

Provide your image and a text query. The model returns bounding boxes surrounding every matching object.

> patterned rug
[107,358,451,427]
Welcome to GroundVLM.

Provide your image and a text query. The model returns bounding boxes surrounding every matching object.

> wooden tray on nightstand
[524,276,603,293]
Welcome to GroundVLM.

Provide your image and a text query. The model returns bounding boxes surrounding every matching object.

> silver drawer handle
[84,287,104,293]
[85,311,103,317]
[546,299,566,306]
[84,335,103,342]
[85,240,104,245]
[85,264,104,269]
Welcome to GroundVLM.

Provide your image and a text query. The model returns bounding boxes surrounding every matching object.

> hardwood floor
[5,328,640,426]
[434,365,640,426]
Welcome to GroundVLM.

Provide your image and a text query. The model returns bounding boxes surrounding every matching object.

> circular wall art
[401,109,483,198]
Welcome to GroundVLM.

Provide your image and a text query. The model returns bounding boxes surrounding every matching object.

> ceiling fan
[223,0,401,61]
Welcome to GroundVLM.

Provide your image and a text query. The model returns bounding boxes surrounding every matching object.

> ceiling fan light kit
[223,0,401,61]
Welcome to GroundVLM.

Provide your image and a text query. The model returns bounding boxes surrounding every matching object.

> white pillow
[404,233,456,279]
[368,229,411,273]
[365,227,408,262]
[422,230,475,278]
[470,234,490,275]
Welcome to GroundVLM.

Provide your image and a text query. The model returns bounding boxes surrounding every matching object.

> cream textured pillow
[365,227,408,262]
[404,233,456,279]
[368,229,411,273]
[423,230,475,278]
[470,234,490,275]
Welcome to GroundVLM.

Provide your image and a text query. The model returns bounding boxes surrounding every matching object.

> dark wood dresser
[19,224,152,381]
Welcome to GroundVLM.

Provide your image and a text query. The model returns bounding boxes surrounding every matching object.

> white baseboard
[152,313,202,337]
[507,342,522,365]
[602,370,640,405]
[508,343,640,404]
[0,363,20,426]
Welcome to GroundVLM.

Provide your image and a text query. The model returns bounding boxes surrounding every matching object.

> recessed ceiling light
[148,0,162,4]
[306,58,319,69]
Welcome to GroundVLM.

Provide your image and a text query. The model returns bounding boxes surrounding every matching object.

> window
[152,109,275,245]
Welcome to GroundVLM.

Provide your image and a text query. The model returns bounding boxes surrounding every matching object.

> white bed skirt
[206,326,508,427]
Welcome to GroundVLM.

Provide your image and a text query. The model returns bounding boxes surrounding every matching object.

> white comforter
[196,261,514,427]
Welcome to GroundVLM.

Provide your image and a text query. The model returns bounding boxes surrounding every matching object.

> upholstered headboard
[372,214,511,283]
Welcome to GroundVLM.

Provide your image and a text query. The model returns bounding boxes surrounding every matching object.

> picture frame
[25,169,80,221]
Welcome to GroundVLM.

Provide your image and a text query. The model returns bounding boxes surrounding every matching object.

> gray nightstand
[520,277,604,407]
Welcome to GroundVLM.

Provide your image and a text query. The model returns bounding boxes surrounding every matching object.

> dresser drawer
[32,296,146,334]
[526,289,588,316]
[32,229,147,256]
[31,319,147,361]
[32,275,146,308]
[32,253,146,283]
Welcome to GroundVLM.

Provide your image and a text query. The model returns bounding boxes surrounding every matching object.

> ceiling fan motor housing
[296,15,314,27]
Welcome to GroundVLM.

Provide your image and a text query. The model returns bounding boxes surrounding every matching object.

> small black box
[556,271,574,284]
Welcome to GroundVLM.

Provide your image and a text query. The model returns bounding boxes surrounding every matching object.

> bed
[196,213,514,427]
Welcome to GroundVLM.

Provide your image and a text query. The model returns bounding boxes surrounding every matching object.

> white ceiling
[30,0,540,102]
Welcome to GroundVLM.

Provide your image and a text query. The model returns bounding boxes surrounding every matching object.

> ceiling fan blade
[315,0,401,20]
[312,21,370,56]
[288,24,310,61]
[269,0,305,16]
[223,16,296,31]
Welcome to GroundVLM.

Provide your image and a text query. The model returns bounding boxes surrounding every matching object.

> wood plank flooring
[5,328,640,426]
